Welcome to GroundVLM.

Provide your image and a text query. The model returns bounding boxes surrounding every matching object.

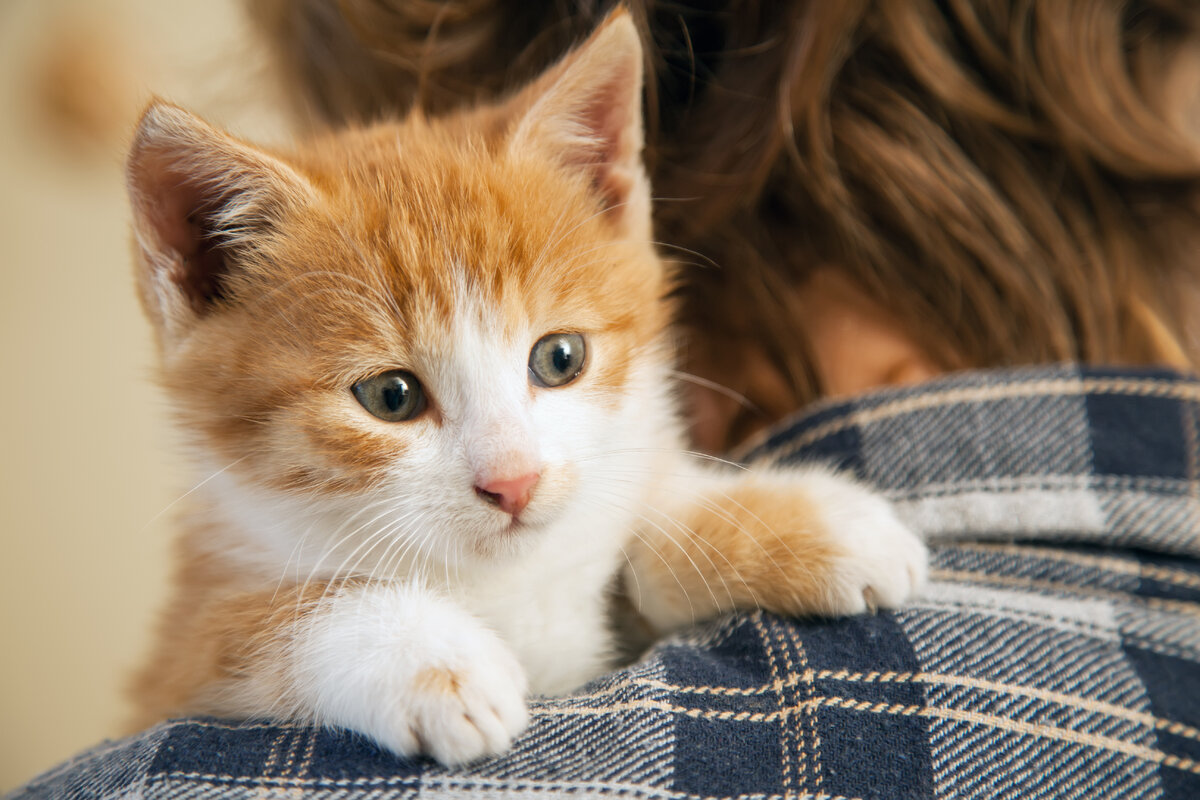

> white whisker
[140,454,253,533]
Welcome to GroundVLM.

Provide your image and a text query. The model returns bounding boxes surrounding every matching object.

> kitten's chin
[469,518,540,561]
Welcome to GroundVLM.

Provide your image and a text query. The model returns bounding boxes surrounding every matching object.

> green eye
[529,333,586,388]
[352,370,426,422]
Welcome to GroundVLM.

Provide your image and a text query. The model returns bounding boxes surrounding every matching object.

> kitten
[125,9,926,766]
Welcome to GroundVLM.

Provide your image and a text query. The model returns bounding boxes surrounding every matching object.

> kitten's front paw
[295,584,529,766]
[628,466,929,630]
[816,478,927,614]
[387,642,529,766]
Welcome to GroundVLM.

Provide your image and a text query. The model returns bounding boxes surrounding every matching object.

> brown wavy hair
[252,0,1200,449]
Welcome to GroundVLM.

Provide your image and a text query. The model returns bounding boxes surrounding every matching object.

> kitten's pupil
[529,333,586,388]
[553,346,572,374]
[383,382,407,413]
[353,370,426,422]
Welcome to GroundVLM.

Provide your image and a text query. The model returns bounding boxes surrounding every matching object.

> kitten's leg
[624,463,927,632]
[132,579,528,765]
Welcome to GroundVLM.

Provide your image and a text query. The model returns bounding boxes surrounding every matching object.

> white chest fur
[453,509,629,695]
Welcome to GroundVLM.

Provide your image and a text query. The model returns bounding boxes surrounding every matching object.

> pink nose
[475,472,540,517]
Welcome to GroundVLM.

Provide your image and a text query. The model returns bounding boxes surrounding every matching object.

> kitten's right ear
[126,102,314,343]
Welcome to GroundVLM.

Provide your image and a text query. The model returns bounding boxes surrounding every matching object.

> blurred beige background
[0,0,291,789]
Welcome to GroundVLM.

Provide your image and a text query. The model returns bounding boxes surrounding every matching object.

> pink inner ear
[576,64,638,166]
[137,155,236,313]
[582,70,640,210]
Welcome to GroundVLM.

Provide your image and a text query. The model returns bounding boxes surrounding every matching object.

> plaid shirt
[12,365,1200,800]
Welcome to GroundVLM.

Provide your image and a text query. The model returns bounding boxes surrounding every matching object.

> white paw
[292,582,529,766]
[806,471,928,614]
[380,640,529,766]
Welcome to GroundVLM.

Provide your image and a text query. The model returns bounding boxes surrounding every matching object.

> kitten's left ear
[508,8,650,240]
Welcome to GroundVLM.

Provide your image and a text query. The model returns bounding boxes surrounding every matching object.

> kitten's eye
[352,370,426,422]
[529,333,586,388]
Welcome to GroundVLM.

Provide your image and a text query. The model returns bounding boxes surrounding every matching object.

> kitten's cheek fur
[290,582,529,765]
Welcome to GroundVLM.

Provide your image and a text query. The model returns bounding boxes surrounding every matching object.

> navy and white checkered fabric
[12,365,1200,800]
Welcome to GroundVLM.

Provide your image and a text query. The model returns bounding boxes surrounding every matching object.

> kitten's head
[127,11,674,573]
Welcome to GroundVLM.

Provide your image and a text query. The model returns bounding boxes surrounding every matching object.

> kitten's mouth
[480,496,564,547]
[469,515,536,559]
[502,516,529,535]
[498,509,551,540]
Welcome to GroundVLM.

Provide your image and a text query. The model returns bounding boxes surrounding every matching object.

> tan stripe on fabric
[536,696,1200,775]
[159,770,864,800]
[628,671,1200,743]
[948,543,1200,591]
[741,377,1200,465]
[930,569,1200,618]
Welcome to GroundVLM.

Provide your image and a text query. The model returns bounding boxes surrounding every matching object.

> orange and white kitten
[126,11,925,766]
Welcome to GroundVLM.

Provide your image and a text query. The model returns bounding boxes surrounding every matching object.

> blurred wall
[0,0,291,788]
